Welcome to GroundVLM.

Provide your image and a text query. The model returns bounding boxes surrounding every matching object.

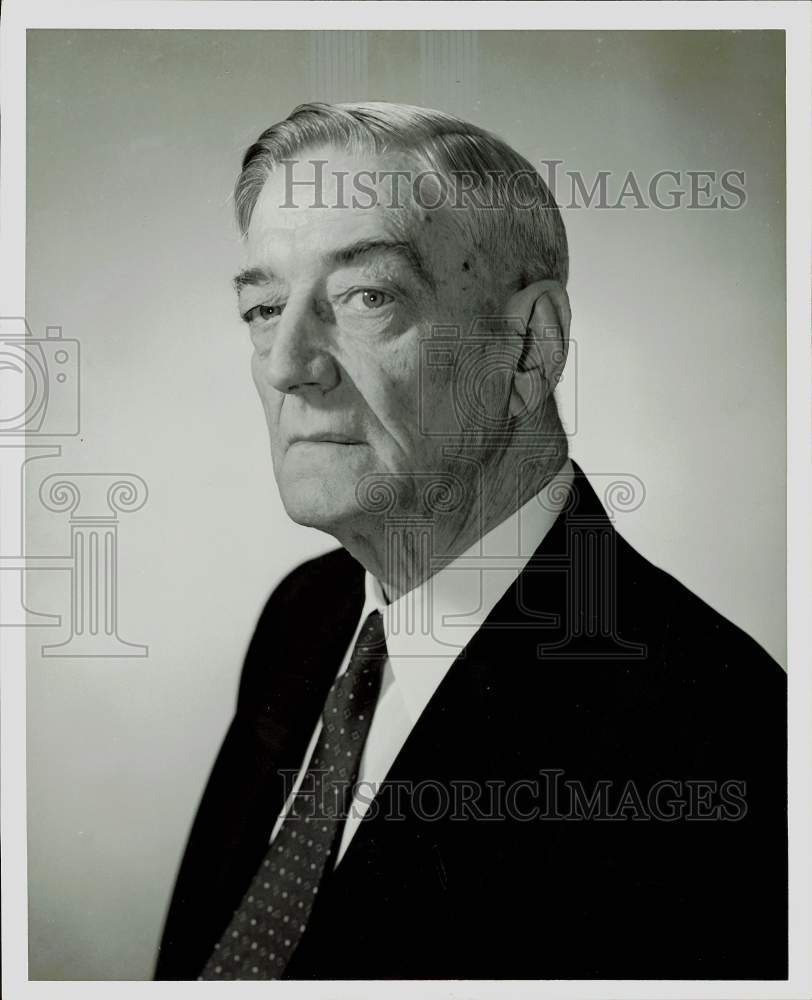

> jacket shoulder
[567,462,782,682]
[236,547,364,707]
[617,530,782,673]
[256,546,362,621]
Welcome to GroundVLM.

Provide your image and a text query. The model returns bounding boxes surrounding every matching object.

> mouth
[288,434,364,446]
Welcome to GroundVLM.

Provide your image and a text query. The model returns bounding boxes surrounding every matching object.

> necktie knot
[349,609,387,661]
[322,610,386,723]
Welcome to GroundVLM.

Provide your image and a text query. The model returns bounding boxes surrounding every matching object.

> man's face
[237,146,506,536]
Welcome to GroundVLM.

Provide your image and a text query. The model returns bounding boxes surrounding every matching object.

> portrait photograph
[1,3,811,999]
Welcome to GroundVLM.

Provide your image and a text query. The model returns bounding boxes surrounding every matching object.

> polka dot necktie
[199,610,387,980]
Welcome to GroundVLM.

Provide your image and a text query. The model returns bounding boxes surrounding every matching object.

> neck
[336,443,568,602]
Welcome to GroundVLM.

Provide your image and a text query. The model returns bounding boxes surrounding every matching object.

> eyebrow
[232,265,277,292]
[232,237,434,293]
[330,238,434,290]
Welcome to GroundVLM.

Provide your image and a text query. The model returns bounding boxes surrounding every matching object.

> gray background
[25,29,785,980]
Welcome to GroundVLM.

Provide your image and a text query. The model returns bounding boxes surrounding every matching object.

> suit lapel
[246,553,367,831]
[156,554,367,979]
[327,462,616,866]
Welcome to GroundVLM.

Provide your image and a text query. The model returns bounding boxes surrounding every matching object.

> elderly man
[155,103,786,981]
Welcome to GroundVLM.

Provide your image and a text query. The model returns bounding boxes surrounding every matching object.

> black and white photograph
[1,2,810,997]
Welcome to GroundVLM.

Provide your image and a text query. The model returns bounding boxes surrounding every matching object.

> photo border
[2,3,810,998]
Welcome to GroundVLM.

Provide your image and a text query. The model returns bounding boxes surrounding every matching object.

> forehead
[244,144,461,266]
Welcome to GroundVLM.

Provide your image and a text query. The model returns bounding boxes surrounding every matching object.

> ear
[505,279,571,421]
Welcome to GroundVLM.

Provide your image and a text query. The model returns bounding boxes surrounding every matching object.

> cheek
[364,372,420,452]
[250,352,283,427]
[370,329,461,433]
[337,333,418,420]
[419,348,460,425]
[250,349,264,392]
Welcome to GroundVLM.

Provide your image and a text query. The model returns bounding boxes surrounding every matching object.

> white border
[1,3,810,999]
[0,0,810,31]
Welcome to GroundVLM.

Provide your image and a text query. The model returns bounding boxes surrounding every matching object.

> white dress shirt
[268,458,574,865]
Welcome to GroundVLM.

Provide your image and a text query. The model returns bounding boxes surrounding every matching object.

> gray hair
[235,101,569,291]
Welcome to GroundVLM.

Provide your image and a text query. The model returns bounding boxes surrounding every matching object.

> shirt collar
[361,458,574,724]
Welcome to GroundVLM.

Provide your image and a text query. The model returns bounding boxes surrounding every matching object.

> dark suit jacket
[155,462,787,980]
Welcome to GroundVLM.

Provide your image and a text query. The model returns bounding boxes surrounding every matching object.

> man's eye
[347,288,394,311]
[244,303,284,323]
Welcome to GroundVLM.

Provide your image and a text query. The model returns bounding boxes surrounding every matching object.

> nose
[254,293,339,396]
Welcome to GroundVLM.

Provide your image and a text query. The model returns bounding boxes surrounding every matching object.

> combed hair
[235,102,569,290]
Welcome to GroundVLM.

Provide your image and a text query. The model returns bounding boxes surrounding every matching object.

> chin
[279,480,360,534]
[273,444,376,529]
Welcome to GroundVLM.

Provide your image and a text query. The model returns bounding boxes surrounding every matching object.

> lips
[288,433,363,445]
